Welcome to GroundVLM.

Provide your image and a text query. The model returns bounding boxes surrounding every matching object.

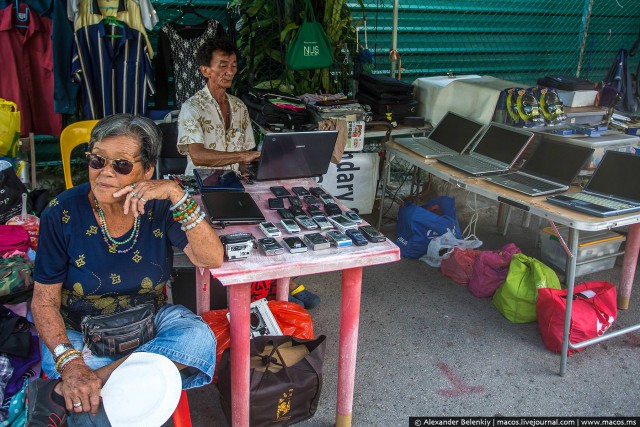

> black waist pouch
[81,303,156,356]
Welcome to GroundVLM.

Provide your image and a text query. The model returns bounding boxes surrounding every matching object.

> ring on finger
[130,182,136,188]
[139,197,147,203]
[131,191,139,198]
[73,402,82,408]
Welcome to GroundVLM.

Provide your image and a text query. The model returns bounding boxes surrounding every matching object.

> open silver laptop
[393,111,484,158]
[437,123,534,176]
[485,139,594,196]
[546,151,640,217]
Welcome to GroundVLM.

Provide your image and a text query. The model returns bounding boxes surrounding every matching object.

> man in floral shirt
[177,38,260,175]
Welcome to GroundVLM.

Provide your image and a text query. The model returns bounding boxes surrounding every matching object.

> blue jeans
[41,304,216,426]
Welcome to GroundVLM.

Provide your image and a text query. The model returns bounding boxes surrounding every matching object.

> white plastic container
[557,90,598,107]
[539,226,625,277]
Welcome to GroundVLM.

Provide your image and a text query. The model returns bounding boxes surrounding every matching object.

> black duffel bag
[358,72,414,100]
[357,91,418,122]
[241,90,311,131]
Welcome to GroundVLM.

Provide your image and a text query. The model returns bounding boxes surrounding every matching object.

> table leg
[560,227,579,377]
[195,268,211,315]
[229,283,251,427]
[619,223,640,310]
[276,277,290,301]
[336,267,363,427]
[377,153,391,230]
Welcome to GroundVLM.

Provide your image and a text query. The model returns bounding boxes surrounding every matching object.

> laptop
[194,169,245,192]
[393,111,484,158]
[484,139,595,196]
[437,123,534,176]
[201,191,265,226]
[546,150,640,217]
[242,130,338,181]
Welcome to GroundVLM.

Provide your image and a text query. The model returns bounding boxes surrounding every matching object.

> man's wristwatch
[53,343,74,360]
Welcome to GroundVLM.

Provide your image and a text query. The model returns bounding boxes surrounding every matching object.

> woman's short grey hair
[88,114,162,170]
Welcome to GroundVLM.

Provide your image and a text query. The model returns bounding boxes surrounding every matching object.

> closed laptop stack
[356,73,417,123]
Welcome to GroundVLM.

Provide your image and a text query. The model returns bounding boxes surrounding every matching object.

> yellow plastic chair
[60,120,99,189]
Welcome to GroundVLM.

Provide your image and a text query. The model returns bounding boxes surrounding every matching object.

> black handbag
[81,303,156,357]
[217,335,326,426]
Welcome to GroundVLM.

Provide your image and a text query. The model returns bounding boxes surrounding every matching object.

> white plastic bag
[420,230,482,268]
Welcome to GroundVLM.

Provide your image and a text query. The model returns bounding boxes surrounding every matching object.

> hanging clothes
[73,0,155,58]
[67,0,157,31]
[72,20,155,119]
[1,0,78,114]
[0,2,63,136]
[154,20,224,109]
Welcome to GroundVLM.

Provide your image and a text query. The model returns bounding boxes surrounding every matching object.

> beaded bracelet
[173,201,198,221]
[55,349,82,374]
[172,198,196,217]
[181,211,206,231]
[169,191,189,211]
[178,205,201,224]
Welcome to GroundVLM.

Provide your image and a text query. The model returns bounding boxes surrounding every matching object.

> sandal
[290,284,321,309]
[26,378,68,427]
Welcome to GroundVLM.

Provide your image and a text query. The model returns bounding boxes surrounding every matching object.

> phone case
[288,196,302,207]
[283,237,308,253]
[277,209,294,219]
[268,198,284,210]
[291,186,311,196]
[270,186,291,198]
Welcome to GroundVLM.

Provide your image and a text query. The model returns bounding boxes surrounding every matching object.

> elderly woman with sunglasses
[28,114,223,426]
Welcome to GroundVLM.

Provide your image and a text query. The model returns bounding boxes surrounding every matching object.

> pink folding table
[194,178,400,427]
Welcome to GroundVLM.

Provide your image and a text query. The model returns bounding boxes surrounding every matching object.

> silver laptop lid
[520,139,594,186]
[469,123,534,167]
[584,150,640,203]
[427,111,485,153]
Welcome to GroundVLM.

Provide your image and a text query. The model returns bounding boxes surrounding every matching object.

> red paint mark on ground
[436,362,485,397]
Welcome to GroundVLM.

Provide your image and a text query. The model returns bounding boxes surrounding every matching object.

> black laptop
[484,139,595,196]
[201,192,265,226]
[546,150,640,217]
[242,130,338,181]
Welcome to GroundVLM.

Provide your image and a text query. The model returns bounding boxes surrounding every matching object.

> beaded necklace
[94,198,141,254]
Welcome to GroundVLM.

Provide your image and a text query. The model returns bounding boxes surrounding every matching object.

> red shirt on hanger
[0,3,63,137]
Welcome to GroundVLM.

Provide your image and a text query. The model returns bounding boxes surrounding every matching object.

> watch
[53,343,74,360]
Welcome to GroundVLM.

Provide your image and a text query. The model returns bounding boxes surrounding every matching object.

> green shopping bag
[0,99,21,158]
[493,253,561,323]
[286,0,333,70]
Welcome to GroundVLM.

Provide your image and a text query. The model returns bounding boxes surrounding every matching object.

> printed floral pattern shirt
[177,86,255,175]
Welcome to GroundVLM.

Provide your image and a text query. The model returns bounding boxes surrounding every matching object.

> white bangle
[181,212,206,231]
[170,191,189,211]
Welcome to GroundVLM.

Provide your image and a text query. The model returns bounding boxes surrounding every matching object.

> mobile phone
[302,195,322,207]
[326,230,352,248]
[306,205,323,217]
[345,229,369,246]
[289,206,305,217]
[324,203,342,217]
[291,186,311,197]
[309,187,327,197]
[259,221,281,238]
[288,196,303,208]
[318,193,334,205]
[344,210,363,224]
[312,215,333,230]
[327,214,358,232]
[282,236,308,253]
[277,208,294,220]
[268,197,285,210]
[359,225,386,243]
[270,186,291,198]
[281,218,301,233]
[295,215,318,230]
[257,238,285,256]
[303,232,331,250]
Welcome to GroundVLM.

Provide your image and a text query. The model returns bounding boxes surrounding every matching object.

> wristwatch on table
[53,343,74,360]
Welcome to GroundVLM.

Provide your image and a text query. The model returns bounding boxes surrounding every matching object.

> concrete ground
[179,206,640,426]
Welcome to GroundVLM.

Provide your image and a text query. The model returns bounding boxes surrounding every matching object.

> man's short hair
[196,38,239,67]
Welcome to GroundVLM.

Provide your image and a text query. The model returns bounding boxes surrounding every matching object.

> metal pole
[576,0,595,77]
[390,0,399,77]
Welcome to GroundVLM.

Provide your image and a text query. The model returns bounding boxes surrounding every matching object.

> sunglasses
[85,152,141,175]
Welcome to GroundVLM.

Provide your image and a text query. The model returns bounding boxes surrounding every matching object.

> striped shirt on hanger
[72,20,155,119]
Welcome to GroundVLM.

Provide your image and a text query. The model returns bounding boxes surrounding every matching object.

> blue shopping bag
[395,196,461,259]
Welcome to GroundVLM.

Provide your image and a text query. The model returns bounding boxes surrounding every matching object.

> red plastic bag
[201,300,314,383]
[0,225,30,256]
[440,247,481,285]
[536,281,617,356]
[468,243,521,298]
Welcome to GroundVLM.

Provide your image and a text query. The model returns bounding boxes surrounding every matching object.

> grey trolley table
[379,140,640,376]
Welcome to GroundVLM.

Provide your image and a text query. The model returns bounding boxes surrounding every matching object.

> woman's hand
[113,180,184,217]
[59,360,103,415]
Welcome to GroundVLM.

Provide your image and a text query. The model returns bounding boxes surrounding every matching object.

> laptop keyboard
[451,156,499,171]
[505,174,560,192]
[566,192,635,210]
